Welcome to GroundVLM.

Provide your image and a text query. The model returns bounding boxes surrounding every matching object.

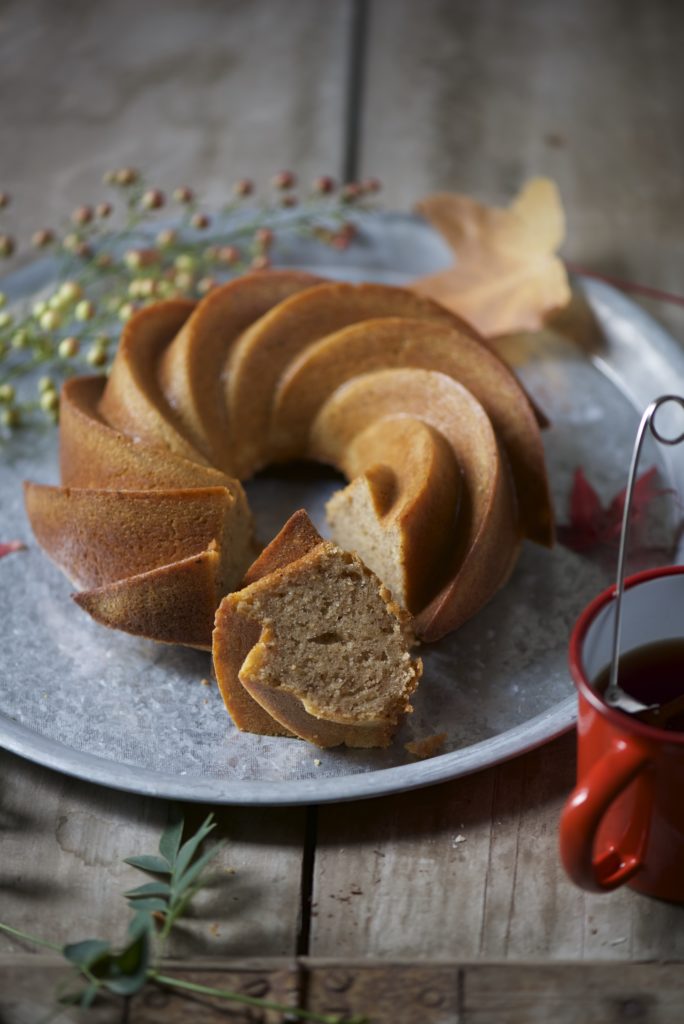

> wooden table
[2,2,684,1020]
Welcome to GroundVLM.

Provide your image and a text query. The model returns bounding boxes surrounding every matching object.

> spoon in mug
[604,394,684,715]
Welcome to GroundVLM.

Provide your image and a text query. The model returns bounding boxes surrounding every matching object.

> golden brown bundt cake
[226,281,482,477]
[99,300,208,463]
[26,272,551,718]
[23,483,249,592]
[159,270,323,473]
[324,416,462,613]
[75,544,223,649]
[214,512,421,748]
[271,315,553,547]
[310,367,521,641]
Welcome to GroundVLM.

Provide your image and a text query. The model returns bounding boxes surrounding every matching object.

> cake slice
[310,368,521,641]
[213,511,421,748]
[24,483,251,592]
[74,544,223,649]
[324,416,462,613]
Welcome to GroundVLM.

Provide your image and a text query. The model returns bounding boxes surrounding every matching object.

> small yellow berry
[197,277,216,295]
[11,329,30,349]
[58,336,80,358]
[75,300,95,321]
[141,188,165,210]
[156,229,177,249]
[39,309,62,332]
[40,389,60,413]
[172,185,194,204]
[62,233,81,253]
[32,300,47,318]
[190,212,210,230]
[118,303,135,321]
[173,271,194,293]
[0,383,16,403]
[0,311,13,329]
[137,278,156,298]
[58,281,83,303]
[86,345,108,367]
[115,167,139,186]
[1,406,19,427]
[174,253,196,272]
[38,375,55,394]
[71,205,93,225]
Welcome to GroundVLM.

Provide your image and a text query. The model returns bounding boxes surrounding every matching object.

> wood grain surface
[1,0,684,1016]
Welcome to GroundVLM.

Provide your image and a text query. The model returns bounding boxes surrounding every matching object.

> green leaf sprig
[0,810,367,1023]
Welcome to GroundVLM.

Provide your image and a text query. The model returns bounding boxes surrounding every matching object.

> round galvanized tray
[1,213,683,804]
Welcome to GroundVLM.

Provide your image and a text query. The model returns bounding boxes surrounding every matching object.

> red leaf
[0,540,25,559]
[558,467,668,553]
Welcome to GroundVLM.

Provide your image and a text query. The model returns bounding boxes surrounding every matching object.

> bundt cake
[25,269,553,738]
[213,511,421,748]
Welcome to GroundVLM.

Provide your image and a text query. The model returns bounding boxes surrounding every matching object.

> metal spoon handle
[606,394,684,707]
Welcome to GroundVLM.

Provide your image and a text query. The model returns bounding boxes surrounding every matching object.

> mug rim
[569,564,684,744]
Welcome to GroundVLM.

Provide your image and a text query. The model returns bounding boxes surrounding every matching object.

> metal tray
[1,213,683,804]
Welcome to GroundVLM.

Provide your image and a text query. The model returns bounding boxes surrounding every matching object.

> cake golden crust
[159,270,323,473]
[310,368,521,641]
[74,545,222,649]
[226,281,479,477]
[325,416,462,612]
[213,511,325,737]
[24,483,239,589]
[60,376,233,491]
[99,300,207,463]
[272,315,553,547]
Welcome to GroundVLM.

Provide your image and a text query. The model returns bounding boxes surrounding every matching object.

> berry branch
[0,169,379,431]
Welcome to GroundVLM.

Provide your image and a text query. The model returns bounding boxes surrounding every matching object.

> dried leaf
[558,466,668,553]
[0,540,25,559]
[412,178,571,336]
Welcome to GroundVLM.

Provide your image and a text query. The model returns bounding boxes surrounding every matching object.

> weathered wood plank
[5,956,684,1024]
[0,0,351,238]
[0,750,307,958]
[360,0,684,341]
[0,955,123,1024]
[311,733,684,960]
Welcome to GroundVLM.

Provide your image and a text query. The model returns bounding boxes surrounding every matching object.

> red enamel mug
[560,565,684,902]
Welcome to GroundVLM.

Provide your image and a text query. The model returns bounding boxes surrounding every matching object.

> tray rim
[2,217,683,804]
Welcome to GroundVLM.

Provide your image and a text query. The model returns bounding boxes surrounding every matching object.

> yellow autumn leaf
[412,178,571,337]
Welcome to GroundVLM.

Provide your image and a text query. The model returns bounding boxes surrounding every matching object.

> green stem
[0,921,63,952]
[150,971,356,1023]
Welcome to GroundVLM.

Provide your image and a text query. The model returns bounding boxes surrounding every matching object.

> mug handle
[559,737,651,892]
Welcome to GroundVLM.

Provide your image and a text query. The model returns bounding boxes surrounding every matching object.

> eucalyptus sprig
[0,169,380,431]
[0,810,367,1023]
